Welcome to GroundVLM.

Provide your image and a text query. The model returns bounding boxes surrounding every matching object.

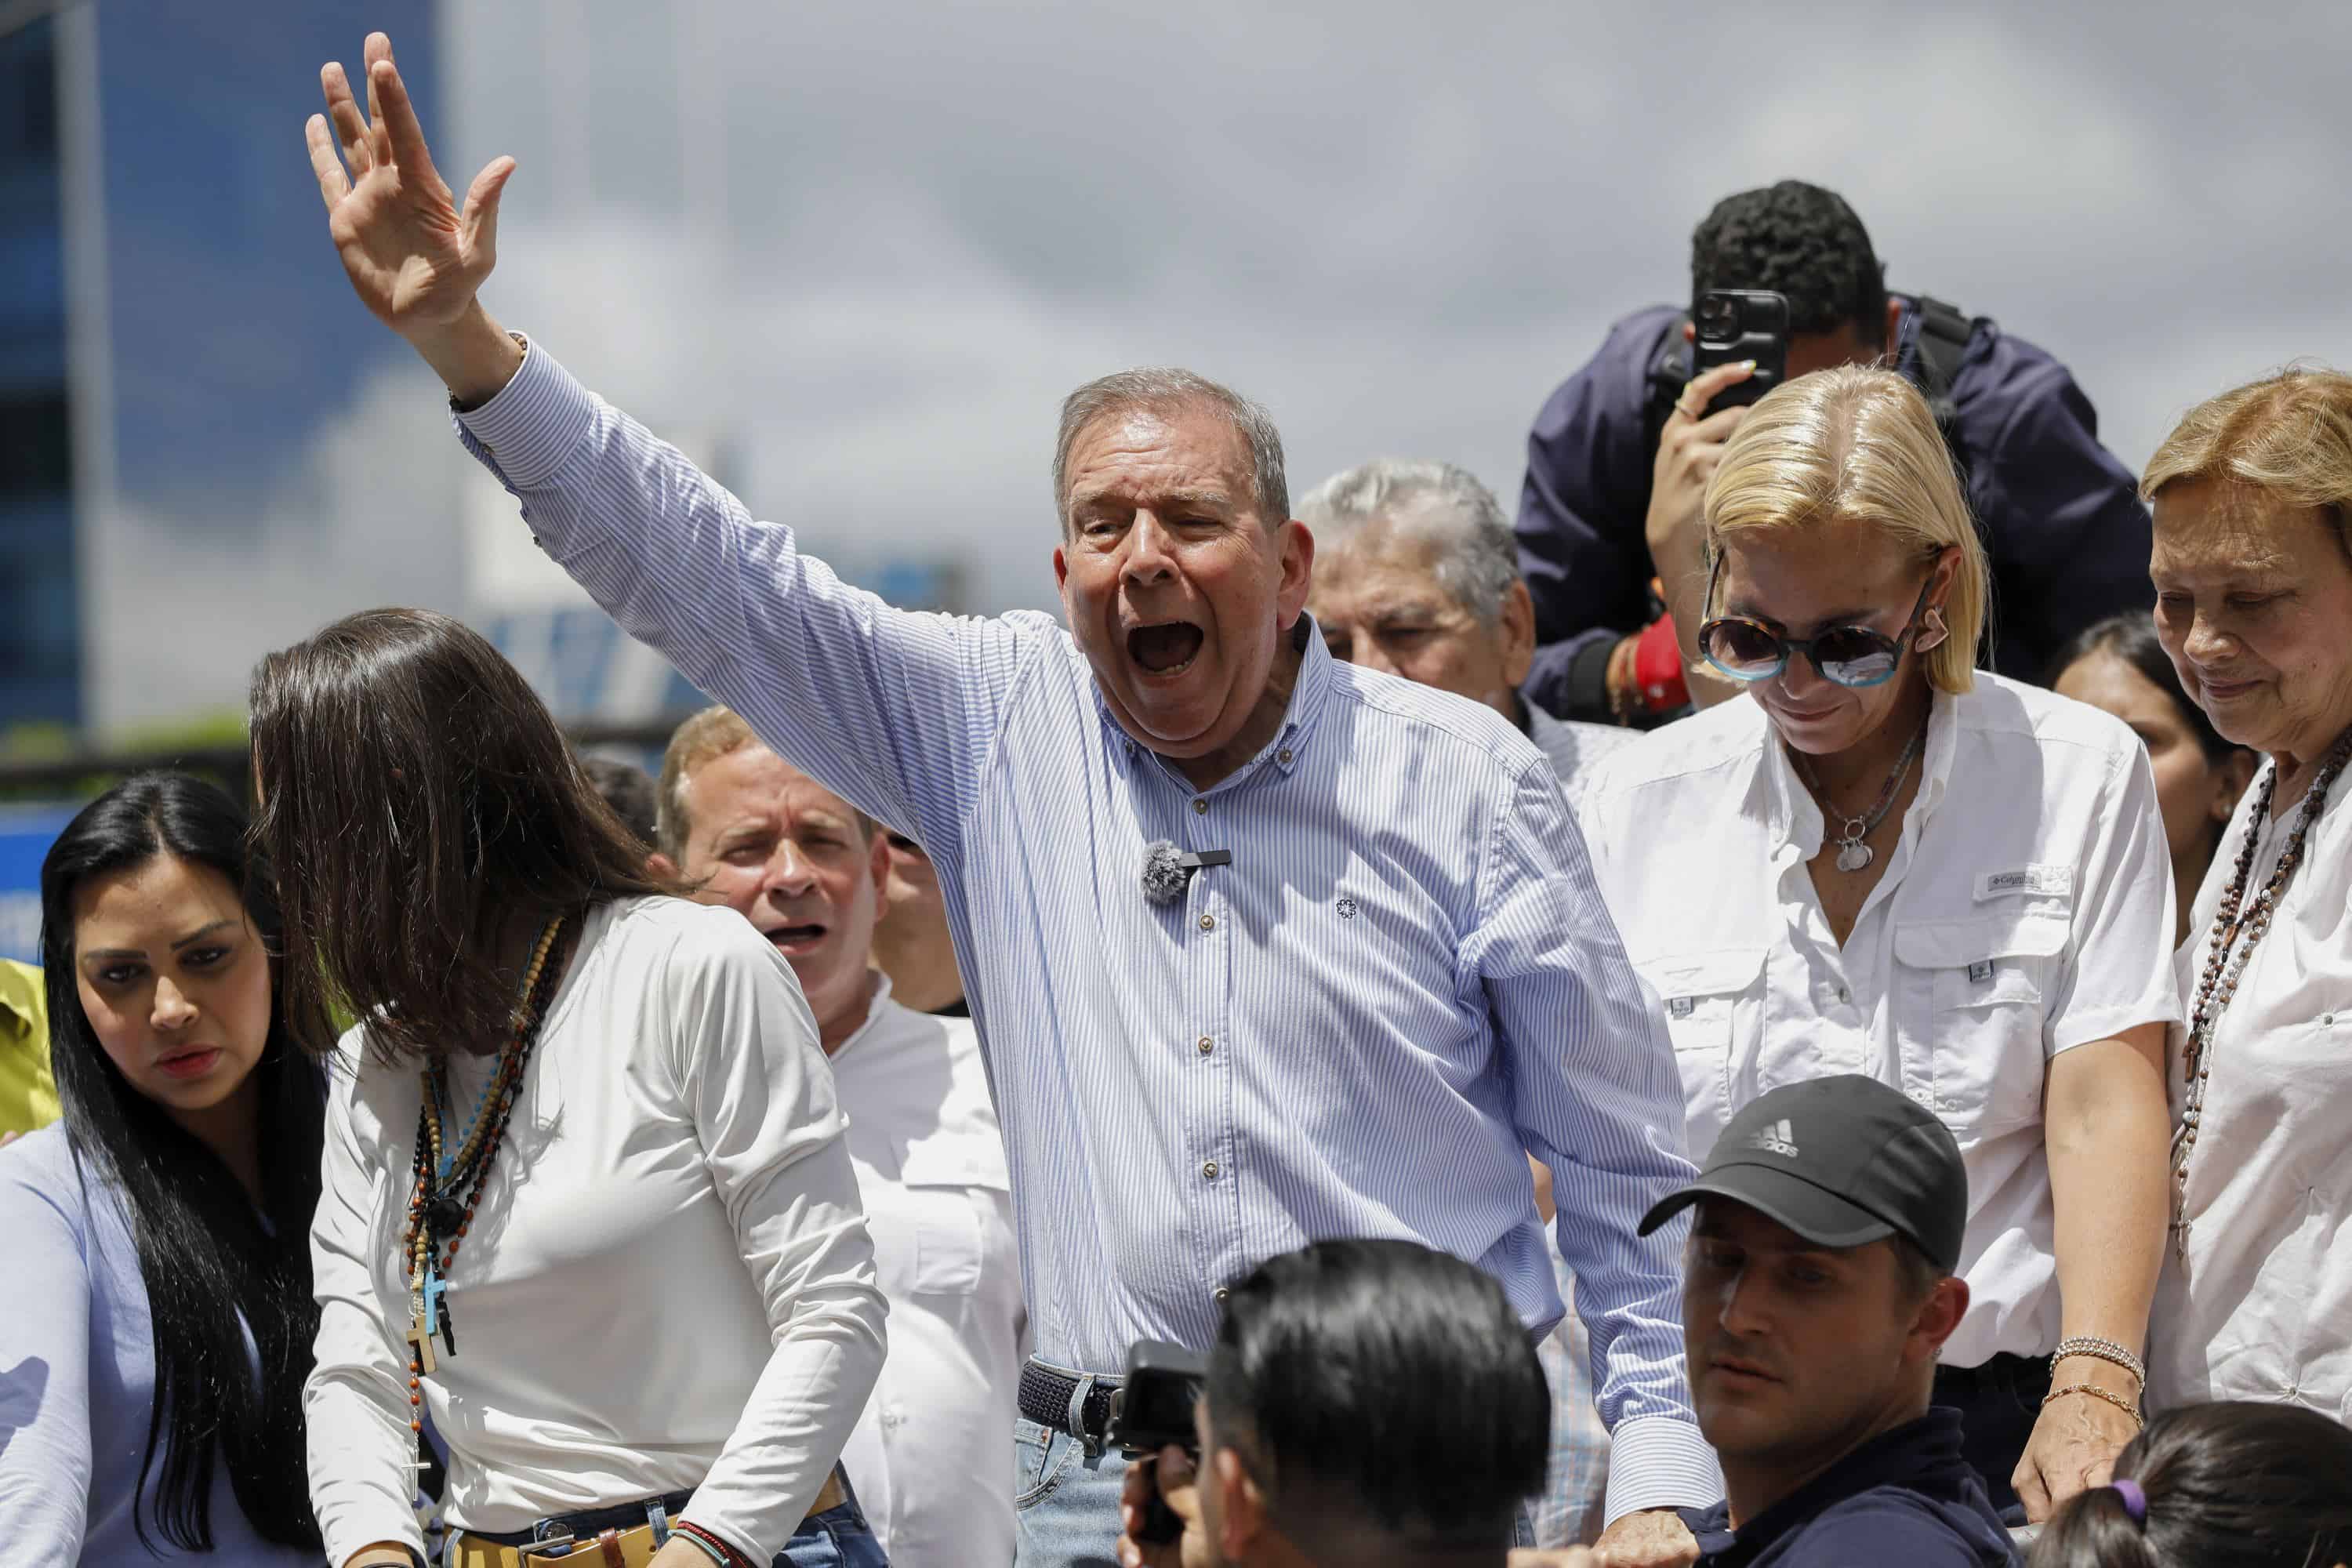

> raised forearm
[405,298,525,408]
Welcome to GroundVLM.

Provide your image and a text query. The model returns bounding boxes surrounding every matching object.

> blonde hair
[1704,365,1990,694]
[655,704,879,861]
[2140,366,2352,553]
[656,705,760,859]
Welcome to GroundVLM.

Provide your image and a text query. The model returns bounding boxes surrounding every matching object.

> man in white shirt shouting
[653,706,1025,1568]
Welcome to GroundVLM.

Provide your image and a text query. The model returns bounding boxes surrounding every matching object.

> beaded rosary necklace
[399,913,569,1429]
[2170,728,2352,1260]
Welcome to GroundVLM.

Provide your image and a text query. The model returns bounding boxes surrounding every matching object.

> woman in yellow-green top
[0,956,57,1138]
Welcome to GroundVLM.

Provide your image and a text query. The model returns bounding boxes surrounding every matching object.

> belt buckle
[518,1530,578,1559]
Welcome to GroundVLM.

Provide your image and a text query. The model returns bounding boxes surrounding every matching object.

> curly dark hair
[1692,180,1887,344]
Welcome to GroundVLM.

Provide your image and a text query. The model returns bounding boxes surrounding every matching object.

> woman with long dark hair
[259,608,887,1568]
[0,772,328,1562]
[2049,615,2257,948]
[2027,1402,2352,1567]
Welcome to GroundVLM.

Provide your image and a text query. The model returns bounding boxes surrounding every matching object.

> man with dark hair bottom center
[1643,1076,2017,1566]
[1116,1238,1551,1568]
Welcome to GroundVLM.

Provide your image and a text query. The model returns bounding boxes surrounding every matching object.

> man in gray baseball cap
[1635,1075,2021,1566]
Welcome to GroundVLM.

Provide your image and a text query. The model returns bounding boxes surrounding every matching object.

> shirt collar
[1688,1409,1973,1561]
[1100,615,1328,789]
[0,963,39,1041]
[830,971,898,1064]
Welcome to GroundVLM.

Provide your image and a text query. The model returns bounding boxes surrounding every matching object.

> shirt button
[1203,1161,1220,1180]
[1197,1036,1214,1054]
[1278,748,1293,765]
[1835,985,1851,1004]
[1192,797,1208,814]
[1213,1286,1230,1304]
[1199,914,1215,931]
[2323,1012,2337,1026]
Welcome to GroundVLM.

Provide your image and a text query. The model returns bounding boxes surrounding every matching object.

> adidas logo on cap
[1748,1119,1799,1158]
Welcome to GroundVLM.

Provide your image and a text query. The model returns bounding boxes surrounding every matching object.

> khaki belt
[451,1472,846,1568]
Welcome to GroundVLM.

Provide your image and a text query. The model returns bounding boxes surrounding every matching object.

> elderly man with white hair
[1305,459,1633,1550]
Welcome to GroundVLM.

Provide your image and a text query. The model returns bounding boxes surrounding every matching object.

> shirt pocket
[898,1145,998,1298]
[1639,947,1768,1159]
[1893,912,2067,1136]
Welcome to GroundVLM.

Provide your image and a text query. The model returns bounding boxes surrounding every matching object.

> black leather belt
[1019,1357,1123,1449]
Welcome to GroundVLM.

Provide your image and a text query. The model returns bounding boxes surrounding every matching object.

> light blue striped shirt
[455,343,1719,1516]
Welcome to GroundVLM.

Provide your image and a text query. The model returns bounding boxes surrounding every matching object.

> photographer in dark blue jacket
[1515,181,2151,726]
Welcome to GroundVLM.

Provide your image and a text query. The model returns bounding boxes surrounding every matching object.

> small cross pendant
[405,1309,438,1376]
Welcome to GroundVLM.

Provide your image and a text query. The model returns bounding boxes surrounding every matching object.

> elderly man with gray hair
[1303,459,1635,800]
[1304,459,1634,1551]
[301,32,1719,1566]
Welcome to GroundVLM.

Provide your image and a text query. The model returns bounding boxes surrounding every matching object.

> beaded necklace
[2169,729,2352,1259]
[398,913,569,1430]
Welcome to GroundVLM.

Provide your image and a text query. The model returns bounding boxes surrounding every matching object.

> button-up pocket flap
[1642,947,1768,1000]
[1894,912,2069,969]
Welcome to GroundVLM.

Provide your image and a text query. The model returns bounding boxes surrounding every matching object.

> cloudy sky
[73,0,2352,728]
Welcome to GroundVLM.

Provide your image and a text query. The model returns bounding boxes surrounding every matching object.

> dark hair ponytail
[38,771,329,1552]
[2028,1402,2352,1568]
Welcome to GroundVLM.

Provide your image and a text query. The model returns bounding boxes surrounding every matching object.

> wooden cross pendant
[405,1308,438,1375]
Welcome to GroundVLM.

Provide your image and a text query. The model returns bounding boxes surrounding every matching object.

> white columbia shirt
[1581,675,2179,1366]
[304,897,887,1566]
[829,979,1023,1568]
[2151,762,2352,1419]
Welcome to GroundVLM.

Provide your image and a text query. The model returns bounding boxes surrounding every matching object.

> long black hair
[2047,612,2241,764]
[2027,1402,2352,1568]
[38,771,329,1552]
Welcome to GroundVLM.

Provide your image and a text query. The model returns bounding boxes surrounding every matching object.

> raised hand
[304,32,523,403]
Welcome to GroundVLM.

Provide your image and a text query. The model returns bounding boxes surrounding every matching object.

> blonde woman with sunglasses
[1579,365,2176,1526]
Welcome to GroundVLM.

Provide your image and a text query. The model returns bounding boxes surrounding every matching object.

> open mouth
[1127,621,1205,677]
[764,923,829,956]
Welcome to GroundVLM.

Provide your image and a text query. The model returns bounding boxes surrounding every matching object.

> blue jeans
[778,1473,890,1566]
[1010,1416,1533,1562]
[1013,1417,1127,1568]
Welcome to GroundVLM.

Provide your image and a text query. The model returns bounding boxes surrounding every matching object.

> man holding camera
[1514,180,2151,726]
[1112,1240,1555,1568]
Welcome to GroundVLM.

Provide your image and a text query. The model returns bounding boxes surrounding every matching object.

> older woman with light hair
[2140,367,2352,1425]
[1579,364,2178,1522]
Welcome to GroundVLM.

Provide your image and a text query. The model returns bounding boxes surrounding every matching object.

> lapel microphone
[1142,840,1233,905]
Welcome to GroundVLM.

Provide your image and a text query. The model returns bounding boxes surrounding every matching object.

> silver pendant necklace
[1791,716,1929,873]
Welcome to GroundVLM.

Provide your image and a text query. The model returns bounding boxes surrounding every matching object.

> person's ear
[648,851,680,881]
[1911,1275,1971,1365]
[866,829,892,915]
[1883,296,1903,352]
[1214,1446,1269,1556]
[1499,580,1537,688]
[2214,747,2259,825]
[1274,518,1316,629]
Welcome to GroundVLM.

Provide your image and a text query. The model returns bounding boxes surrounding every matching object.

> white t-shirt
[1581,674,2179,1366]
[829,981,1023,1568]
[2151,761,2352,1418]
[303,896,887,1566]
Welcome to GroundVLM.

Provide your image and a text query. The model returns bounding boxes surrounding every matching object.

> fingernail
[1740,359,1757,371]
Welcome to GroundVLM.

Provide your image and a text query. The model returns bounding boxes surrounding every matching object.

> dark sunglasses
[1696,554,1940,688]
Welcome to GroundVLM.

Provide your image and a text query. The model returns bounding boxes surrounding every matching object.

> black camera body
[1110,1340,1209,1457]
[1691,288,1790,414]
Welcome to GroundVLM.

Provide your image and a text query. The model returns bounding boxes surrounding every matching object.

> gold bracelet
[2052,1345,2146,1392]
[2043,1381,2144,1428]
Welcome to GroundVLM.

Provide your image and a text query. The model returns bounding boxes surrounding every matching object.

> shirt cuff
[451,334,599,491]
[1602,1415,1724,1524]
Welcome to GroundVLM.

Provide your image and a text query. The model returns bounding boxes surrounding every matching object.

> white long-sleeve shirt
[829,980,1023,1568]
[2151,762,2352,1418]
[303,895,887,1566]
